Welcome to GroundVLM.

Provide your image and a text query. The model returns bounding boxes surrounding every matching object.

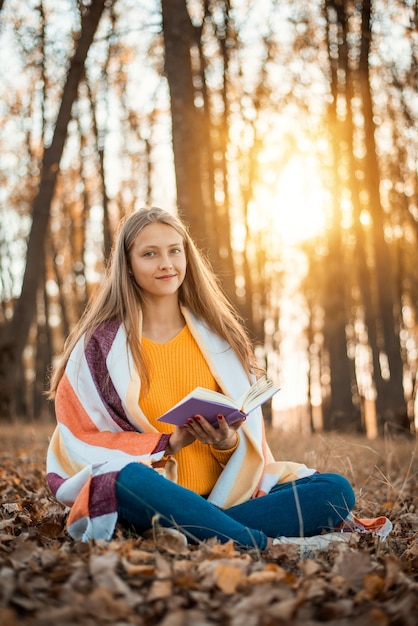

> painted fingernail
[217,414,223,420]
[194,415,201,421]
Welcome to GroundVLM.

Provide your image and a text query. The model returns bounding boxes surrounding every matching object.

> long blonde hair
[49,207,258,397]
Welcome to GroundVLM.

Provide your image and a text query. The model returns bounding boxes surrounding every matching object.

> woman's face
[129,222,187,301]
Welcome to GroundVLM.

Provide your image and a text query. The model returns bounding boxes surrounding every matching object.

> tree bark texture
[161,0,207,243]
[359,0,408,431]
[322,0,359,431]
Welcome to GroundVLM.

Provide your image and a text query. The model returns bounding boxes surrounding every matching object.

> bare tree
[161,0,207,242]
[358,0,408,431]
[321,0,360,431]
[0,0,108,417]
[161,0,240,305]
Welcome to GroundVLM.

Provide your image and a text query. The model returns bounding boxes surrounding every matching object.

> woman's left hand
[184,414,245,450]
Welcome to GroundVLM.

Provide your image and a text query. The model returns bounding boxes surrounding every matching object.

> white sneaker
[272,532,353,557]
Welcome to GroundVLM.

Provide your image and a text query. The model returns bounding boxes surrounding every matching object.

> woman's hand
[184,414,245,450]
[165,426,196,455]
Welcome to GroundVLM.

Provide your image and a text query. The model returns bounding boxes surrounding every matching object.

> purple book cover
[157,397,245,428]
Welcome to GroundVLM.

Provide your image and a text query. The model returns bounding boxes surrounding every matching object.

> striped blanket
[47,309,316,541]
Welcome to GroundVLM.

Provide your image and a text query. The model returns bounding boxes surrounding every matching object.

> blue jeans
[115,463,355,550]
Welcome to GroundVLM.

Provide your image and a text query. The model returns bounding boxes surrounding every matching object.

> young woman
[47,207,356,548]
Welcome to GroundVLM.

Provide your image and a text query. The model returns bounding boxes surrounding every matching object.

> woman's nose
[159,255,173,269]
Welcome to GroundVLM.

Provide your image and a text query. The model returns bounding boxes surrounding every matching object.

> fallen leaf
[398,513,418,530]
[299,559,322,576]
[355,574,385,601]
[121,558,156,577]
[0,567,16,604]
[314,598,354,620]
[383,555,402,591]
[147,551,173,601]
[36,520,66,538]
[89,550,133,598]
[203,539,237,560]
[265,595,305,622]
[246,563,288,585]
[82,585,136,621]
[333,549,375,592]
[147,578,173,601]
[214,564,244,594]
[144,527,189,555]
[1,503,21,513]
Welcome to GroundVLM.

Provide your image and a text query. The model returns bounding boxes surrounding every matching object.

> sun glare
[273,157,328,244]
[250,155,329,246]
[243,153,330,423]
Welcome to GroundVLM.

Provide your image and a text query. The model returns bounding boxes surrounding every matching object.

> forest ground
[1,419,417,625]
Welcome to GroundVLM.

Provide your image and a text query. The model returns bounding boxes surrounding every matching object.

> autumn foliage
[1,423,418,625]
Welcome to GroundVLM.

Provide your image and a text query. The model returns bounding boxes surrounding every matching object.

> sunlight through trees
[0,0,417,437]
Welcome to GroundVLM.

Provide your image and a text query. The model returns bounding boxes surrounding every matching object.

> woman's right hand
[165,425,196,455]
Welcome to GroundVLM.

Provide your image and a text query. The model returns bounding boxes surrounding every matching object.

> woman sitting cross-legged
[47,207,356,549]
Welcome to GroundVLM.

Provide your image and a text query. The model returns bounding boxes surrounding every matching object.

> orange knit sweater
[139,326,238,494]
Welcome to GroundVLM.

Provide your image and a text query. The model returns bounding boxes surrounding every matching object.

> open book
[157,375,280,428]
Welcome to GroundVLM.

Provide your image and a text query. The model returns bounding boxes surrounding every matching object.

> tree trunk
[0,0,108,417]
[86,79,112,260]
[340,6,384,435]
[161,0,207,243]
[322,0,360,431]
[208,4,237,302]
[359,0,408,432]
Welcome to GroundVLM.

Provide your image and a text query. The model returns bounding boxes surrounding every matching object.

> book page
[239,376,280,413]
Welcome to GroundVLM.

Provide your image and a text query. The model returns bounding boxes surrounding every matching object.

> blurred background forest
[0,0,417,439]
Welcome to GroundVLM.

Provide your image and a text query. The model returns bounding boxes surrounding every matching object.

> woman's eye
[171,248,182,254]
[144,251,155,257]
